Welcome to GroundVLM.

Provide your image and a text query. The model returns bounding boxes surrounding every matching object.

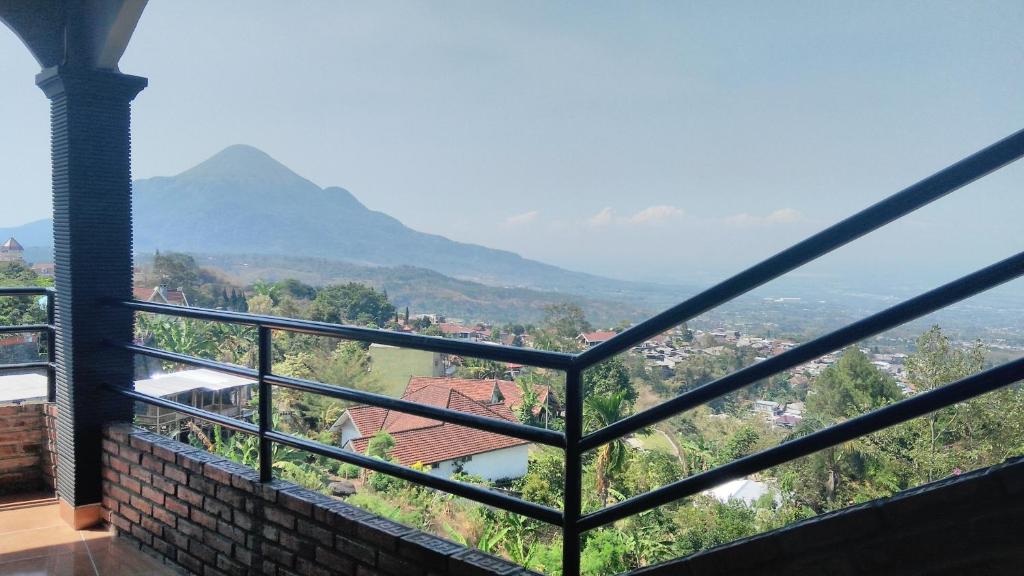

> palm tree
[585,391,629,506]
[677,436,714,476]
[212,322,257,368]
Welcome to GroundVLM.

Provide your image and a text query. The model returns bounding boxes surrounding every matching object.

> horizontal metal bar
[0,362,52,372]
[114,342,259,379]
[120,389,260,435]
[0,287,53,297]
[121,300,575,370]
[265,430,564,526]
[578,355,1024,532]
[579,250,1024,452]
[576,128,1024,369]
[0,324,51,335]
[267,373,566,448]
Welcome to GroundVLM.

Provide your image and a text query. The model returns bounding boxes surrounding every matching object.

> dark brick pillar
[36,66,146,527]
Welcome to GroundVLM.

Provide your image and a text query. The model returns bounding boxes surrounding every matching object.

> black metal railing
[0,287,55,402]
[111,127,1024,575]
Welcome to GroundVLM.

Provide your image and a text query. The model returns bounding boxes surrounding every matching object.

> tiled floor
[0,493,178,576]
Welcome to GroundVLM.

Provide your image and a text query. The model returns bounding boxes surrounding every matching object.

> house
[578,331,617,347]
[402,376,560,423]
[133,368,256,439]
[773,413,802,428]
[30,262,55,277]
[134,284,190,307]
[437,323,476,340]
[504,363,525,379]
[0,237,24,263]
[335,379,532,482]
[753,399,780,414]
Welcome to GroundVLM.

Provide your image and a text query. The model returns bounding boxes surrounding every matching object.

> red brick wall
[628,456,1024,576]
[101,423,535,576]
[0,402,57,494]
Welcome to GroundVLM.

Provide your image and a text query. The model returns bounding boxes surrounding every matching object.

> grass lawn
[634,430,676,455]
[368,345,441,397]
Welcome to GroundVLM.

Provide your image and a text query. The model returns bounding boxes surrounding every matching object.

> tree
[786,347,903,511]
[807,347,901,422]
[275,278,317,300]
[367,431,396,460]
[717,425,760,465]
[456,357,503,379]
[514,379,541,426]
[310,283,395,327]
[585,391,630,506]
[543,303,592,340]
[137,316,216,369]
[0,262,49,327]
[212,322,257,367]
[152,251,200,294]
[584,358,637,406]
[519,450,565,508]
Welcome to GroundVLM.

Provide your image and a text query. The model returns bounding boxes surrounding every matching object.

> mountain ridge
[1,145,690,304]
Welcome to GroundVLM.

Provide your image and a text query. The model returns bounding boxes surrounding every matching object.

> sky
[1,1,1022,290]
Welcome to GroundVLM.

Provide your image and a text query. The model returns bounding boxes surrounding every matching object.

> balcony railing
[0,287,55,402]
[59,127,1024,574]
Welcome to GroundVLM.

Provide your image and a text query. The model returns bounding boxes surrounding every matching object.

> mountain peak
[177,145,313,188]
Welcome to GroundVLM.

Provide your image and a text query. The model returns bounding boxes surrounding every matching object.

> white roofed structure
[134,368,254,397]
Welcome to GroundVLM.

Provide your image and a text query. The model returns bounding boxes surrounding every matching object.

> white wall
[430,444,529,482]
[338,417,361,447]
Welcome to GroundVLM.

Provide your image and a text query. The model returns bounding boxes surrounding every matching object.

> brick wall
[0,402,57,494]
[101,423,536,576]
[629,456,1024,576]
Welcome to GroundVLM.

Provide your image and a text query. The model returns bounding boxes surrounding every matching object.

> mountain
[133,145,637,295]
[2,145,689,306]
[0,218,52,248]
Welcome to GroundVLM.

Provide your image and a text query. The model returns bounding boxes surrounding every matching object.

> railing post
[46,291,55,403]
[258,326,273,482]
[563,366,583,576]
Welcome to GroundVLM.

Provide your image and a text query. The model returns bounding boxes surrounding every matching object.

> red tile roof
[133,287,189,306]
[437,323,475,336]
[580,331,617,344]
[407,377,554,417]
[346,382,527,466]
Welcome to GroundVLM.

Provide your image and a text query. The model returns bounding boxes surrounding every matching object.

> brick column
[36,66,147,528]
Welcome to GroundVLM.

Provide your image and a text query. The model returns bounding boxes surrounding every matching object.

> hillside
[185,253,653,325]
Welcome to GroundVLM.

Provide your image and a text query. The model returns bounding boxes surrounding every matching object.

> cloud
[725,208,803,227]
[627,205,684,225]
[504,210,539,226]
[588,207,614,227]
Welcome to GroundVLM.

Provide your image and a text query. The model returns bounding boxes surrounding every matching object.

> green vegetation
[132,256,1024,575]
[0,261,50,326]
[0,262,51,364]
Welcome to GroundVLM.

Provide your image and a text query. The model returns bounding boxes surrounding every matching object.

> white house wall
[430,444,529,482]
[338,419,360,447]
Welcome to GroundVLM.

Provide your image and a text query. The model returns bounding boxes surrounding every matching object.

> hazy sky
[1,1,1022,289]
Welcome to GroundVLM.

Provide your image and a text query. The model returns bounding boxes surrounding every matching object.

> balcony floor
[0,493,177,576]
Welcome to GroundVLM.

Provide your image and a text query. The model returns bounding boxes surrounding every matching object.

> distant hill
[183,253,654,325]
[1,145,691,308]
